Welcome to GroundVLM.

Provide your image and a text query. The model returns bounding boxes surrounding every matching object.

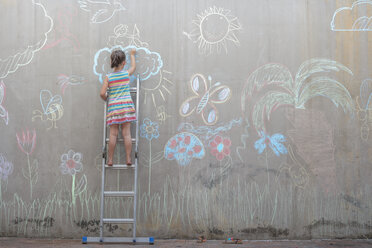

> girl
[100,49,136,166]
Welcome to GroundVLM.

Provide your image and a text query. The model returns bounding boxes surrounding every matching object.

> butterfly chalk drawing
[180,74,231,125]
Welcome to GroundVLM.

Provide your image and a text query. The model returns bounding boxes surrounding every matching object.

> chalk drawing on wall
[331,0,372,31]
[94,45,173,107]
[32,90,64,130]
[0,81,9,125]
[164,132,205,166]
[78,0,125,24]
[209,135,231,161]
[140,118,161,194]
[254,131,288,157]
[108,24,149,48]
[156,105,172,125]
[277,145,309,189]
[180,74,232,125]
[58,74,85,95]
[356,79,372,141]
[0,154,13,200]
[286,108,337,192]
[16,128,38,199]
[60,149,86,206]
[183,6,242,55]
[0,0,53,79]
[241,58,354,136]
[236,118,249,162]
[178,118,242,141]
[43,4,80,51]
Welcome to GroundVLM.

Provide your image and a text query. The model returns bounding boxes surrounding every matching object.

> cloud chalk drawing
[93,45,163,84]
[0,0,53,79]
[331,0,372,31]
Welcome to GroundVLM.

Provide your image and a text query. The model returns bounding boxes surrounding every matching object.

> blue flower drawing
[254,131,287,156]
[140,118,159,141]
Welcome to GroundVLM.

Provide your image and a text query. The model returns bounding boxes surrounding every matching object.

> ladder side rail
[99,91,109,241]
[133,75,140,241]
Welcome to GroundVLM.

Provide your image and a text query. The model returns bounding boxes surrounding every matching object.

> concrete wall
[0,0,372,239]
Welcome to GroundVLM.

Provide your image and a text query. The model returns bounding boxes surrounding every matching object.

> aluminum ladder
[83,76,154,244]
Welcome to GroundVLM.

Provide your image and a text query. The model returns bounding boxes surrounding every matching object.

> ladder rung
[103,218,134,224]
[104,191,134,197]
[105,138,136,144]
[129,87,137,93]
[105,164,136,169]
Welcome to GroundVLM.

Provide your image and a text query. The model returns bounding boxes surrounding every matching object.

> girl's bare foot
[107,160,113,166]
[126,161,132,166]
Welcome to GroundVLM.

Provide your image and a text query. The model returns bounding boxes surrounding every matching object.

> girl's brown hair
[110,50,126,68]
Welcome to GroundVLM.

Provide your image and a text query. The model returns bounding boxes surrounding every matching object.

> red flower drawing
[210,135,231,161]
[16,129,36,155]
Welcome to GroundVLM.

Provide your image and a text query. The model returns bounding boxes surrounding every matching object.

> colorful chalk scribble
[254,131,287,157]
[164,132,205,166]
[241,58,354,135]
[58,74,85,95]
[180,74,232,125]
[32,90,64,130]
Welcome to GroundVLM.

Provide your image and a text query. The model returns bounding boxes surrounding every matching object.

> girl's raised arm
[127,49,136,76]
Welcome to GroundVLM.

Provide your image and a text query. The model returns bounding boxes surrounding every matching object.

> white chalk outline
[78,0,125,24]
[0,0,53,79]
[331,0,372,31]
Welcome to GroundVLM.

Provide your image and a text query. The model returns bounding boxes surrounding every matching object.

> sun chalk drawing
[16,128,38,199]
[78,0,125,24]
[356,79,372,141]
[32,90,64,130]
[0,0,53,79]
[331,0,372,31]
[183,6,242,55]
[43,4,80,51]
[58,74,85,95]
[60,149,86,206]
[108,24,149,48]
[180,74,232,125]
[209,135,231,161]
[254,131,287,157]
[0,81,9,125]
[93,45,163,83]
[177,118,242,141]
[164,132,205,166]
[241,58,354,135]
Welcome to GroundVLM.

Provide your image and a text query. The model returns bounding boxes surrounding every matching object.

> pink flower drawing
[210,135,231,161]
[16,129,37,155]
[60,150,83,175]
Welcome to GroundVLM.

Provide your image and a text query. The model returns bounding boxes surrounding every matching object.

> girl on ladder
[100,48,136,166]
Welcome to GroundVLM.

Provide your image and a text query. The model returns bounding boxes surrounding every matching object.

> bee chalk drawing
[32,90,64,130]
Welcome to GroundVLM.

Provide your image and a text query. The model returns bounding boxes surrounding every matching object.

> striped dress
[106,70,136,125]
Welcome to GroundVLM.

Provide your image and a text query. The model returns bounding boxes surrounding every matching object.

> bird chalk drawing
[0,81,9,125]
[183,6,242,55]
[180,74,232,125]
[0,0,53,79]
[331,0,372,31]
[58,74,85,95]
[78,0,125,24]
[32,90,64,130]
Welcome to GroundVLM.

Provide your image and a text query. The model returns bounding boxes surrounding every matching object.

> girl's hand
[130,48,136,56]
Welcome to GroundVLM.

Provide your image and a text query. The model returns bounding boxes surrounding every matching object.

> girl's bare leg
[121,122,132,165]
[107,124,119,165]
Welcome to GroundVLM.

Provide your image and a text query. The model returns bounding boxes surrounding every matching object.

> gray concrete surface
[1,0,372,240]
